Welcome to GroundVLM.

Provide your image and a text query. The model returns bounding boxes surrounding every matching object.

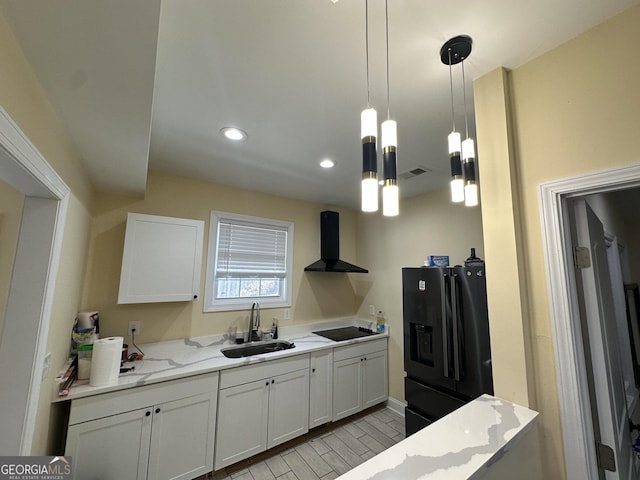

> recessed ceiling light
[320,159,335,169]
[220,127,247,141]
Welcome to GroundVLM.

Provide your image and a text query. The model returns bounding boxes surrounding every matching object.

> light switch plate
[42,352,52,382]
[369,304,376,316]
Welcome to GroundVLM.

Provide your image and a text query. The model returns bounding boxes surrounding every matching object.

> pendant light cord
[385,0,390,119]
[462,58,469,138]
[365,0,371,107]
[448,50,456,132]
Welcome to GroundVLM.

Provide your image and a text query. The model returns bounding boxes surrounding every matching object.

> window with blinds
[204,211,293,311]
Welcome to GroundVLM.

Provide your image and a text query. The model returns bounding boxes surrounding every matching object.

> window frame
[203,210,294,312]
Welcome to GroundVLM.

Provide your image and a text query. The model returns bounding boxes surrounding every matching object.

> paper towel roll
[90,336,123,387]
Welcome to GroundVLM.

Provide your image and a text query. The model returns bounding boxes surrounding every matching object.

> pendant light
[361,0,378,213]
[445,48,463,203]
[440,35,478,207]
[381,0,398,216]
[460,57,478,207]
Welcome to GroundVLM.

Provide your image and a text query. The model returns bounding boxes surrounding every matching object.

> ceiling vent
[398,166,431,180]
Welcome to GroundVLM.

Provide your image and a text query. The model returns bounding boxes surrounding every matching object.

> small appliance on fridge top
[402,250,493,436]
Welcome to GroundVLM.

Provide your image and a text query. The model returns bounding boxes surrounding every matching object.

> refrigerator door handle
[451,273,461,381]
[441,272,449,378]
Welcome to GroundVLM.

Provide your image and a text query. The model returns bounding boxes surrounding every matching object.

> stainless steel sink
[221,340,295,358]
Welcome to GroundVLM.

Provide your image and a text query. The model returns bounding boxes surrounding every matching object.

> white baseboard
[385,396,406,417]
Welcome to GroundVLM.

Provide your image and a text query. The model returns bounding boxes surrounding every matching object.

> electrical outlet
[284,309,291,320]
[128,321,141,336]
[369,304,376,316]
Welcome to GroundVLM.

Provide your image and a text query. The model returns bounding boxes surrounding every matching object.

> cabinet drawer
[220,354,310,389]
[69,372,219,425]
[333,338,387,362]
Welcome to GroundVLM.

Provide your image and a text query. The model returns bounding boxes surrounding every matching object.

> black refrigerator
[402,264,493,436]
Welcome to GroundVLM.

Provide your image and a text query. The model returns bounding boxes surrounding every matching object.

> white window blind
[216,222,288,277]
[204,211,294,312]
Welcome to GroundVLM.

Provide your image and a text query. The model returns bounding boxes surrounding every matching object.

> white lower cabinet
[333,355,363,420]
[361,349,388,408]
[267,368,310,445]
[215,355,310,470]
[333,338,388,421]
[215,379,270,467]
[309,350,333,428]
[66,407,152,480]
[65,373,218,480]
[147,393,216,479]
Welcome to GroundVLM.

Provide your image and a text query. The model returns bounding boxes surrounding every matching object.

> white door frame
[0,106,69,454]
[539,163,640,479]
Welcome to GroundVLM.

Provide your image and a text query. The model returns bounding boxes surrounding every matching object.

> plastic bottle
[376,310,385,333]
[464,247,484,266]
[77,344,93,380]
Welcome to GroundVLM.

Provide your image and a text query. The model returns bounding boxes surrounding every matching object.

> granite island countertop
[54,318,388,402]
[336,394,538,480]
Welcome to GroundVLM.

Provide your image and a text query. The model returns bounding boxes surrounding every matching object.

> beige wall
[0,11,93,454]
[81,170,363,343]
[356,186,485,401]
[0,179,24,334]
[474,5,640,478]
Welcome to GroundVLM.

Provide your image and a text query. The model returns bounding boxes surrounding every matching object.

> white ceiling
[2,0,639,209]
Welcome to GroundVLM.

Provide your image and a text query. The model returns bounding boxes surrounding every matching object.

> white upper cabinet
[118,213,204,304]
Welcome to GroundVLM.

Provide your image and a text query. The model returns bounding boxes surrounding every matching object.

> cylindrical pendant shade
[362,142,377,174]
[463,158,476,183]
[381,120,397,148]
[450,153,462,177]
[382,184,399,216]
[361,107,378,213]
[362,177,378,212]
[450,178,464,203]
[462,137,475,160]
[361,108,377,139]
[448,131,461,154]
[383,149,397,181]
[465,183,478,207]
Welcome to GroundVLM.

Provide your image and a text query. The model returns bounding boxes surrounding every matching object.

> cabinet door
[333,356,362,421]
[147,391,217,480]
[267,369,310,448]
[362,349,388,409]
[65,407,152,480]
[309,350,333,428]
[215,379,269,470]
[118,213,204,304]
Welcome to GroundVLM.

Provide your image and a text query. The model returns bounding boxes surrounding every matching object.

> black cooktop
[312,326,377,342]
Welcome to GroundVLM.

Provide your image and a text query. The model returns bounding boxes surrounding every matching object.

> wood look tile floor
[200,406,405,480]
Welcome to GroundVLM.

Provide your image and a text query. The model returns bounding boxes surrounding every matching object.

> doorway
[539,163,640,479]
[0,107,69,454]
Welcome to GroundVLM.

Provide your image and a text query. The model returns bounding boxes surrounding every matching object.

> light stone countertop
[336,394,538,480]
[56,318,538,480]
[54,317,387,402]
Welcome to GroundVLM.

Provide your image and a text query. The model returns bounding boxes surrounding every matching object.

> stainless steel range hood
[304,211,368,273]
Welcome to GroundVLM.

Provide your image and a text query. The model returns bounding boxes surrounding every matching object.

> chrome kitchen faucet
[248,302,261,342]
